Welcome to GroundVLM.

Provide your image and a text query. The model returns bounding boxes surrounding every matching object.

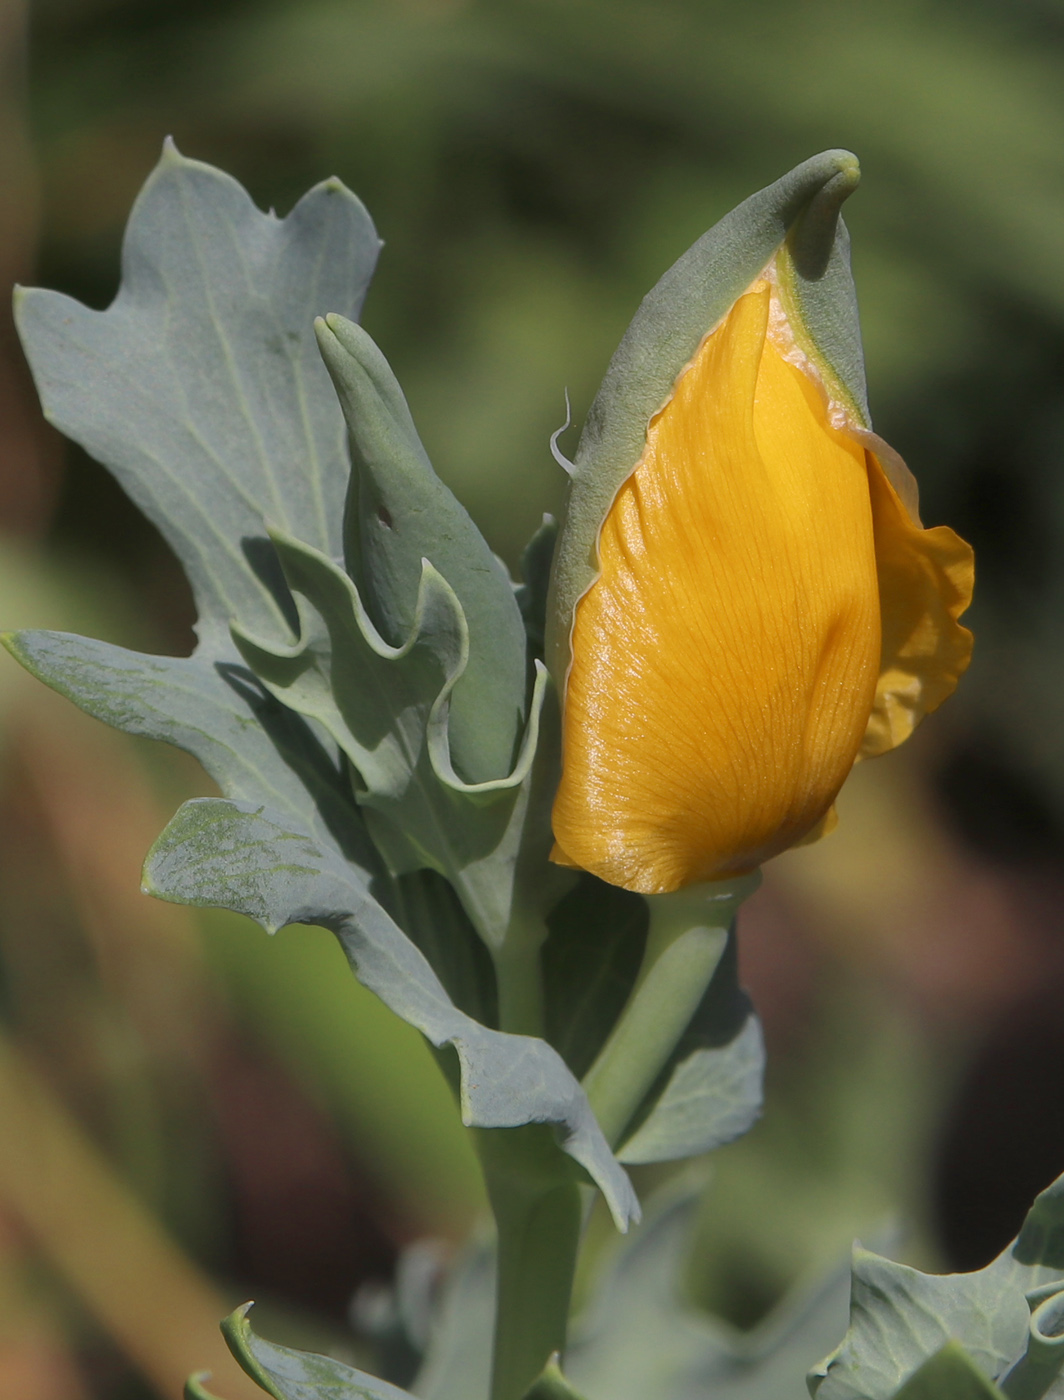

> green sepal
[220,1302,411,1400]
[776,187,868,429]
[545,149,863,689]
[892,1343,1006,1400]
[315,313,527,785]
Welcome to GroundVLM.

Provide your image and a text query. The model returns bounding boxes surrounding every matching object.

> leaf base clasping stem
[582,872,762,1148]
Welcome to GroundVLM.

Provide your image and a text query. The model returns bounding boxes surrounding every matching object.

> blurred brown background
[4,0,1064,1395]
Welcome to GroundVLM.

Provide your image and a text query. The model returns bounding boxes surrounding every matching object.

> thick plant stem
[476,1125,583,1400]
[493,925,546,1038]
[583,872,761,1147]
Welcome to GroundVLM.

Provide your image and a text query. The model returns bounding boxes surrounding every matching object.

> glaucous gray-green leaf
[616,1015,763,1165]
[143,796,639,1229]
[15,140,380,653]
[810,1171,1064,1400]
[221,1303,410,1400]
[7,145,386,876]
[892,1344,1007,1400]
[232,528,559,948]
[608,927,763,1166]
[231,534,468,809]
[565,1185,852,1400]
[2,629,375,866]
[9,147,625,1240]
[316,313,527,784]
[545,150,863,688]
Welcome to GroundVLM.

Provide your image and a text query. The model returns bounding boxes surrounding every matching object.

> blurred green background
[5,0,1064,1396]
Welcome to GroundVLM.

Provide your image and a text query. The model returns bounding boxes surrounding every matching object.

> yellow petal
[551,282,883,894]
[860,451,974,757]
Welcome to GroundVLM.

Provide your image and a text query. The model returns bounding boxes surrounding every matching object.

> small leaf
[315,313,528,785]
[223,1303,410,1400]
[144,798,639,1229]
[892,1343,1006,1400]
[232,534,467,810]
[234,529,562,948]
[617,1016,764,1165]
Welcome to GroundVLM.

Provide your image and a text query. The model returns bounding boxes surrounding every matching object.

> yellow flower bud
[551,270,973,894]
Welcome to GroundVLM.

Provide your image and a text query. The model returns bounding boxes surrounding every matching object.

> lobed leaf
[144,797,639,1228]
[15,141,380,653]
[2,629,374,866]
[232,528,560,946]
[810,1171,1064,1399]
